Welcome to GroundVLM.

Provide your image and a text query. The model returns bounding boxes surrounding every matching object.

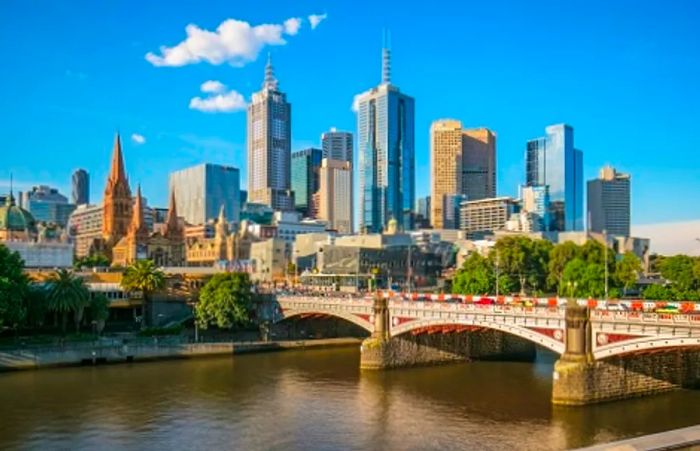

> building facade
[521,185,551,232]
[169,163,240,226]
[68,204,103,258]
[102,133,133,252]
[525,124,583,231]
[460,196,520,239]
[20,185,75,227]
[587,166,631,237]
[250,237,288,282]
[247,55,294,211]
[462,128,496,201]
[71,169,89,205]
[317,158,353,234]
[356,46,415,233]
[321,128,353,163]
[291,147,322,217]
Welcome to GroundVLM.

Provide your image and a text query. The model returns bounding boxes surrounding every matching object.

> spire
[7,173,14,206]
[109,132,128,184]
[215,204,229,239]
[263,52,278,91]
[164,189,181,238]
[382,30,391,85]
[129,184,147,237]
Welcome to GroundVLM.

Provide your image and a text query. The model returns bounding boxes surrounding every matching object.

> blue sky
[1,0,699,227]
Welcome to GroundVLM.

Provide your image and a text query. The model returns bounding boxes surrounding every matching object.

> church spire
[128,184,148,237]
[164,189,182,238]
[263,52,278,91]
[108,133,128,184]
[215,204,229,239]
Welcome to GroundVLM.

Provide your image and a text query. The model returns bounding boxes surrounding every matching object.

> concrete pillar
[360,294,391,370]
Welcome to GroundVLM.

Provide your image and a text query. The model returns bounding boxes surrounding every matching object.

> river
[1,347,699,450]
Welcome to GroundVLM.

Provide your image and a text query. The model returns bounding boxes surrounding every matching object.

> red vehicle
[475,297,495,305]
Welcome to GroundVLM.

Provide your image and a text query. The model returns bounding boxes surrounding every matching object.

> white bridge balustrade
[268,294,700,360]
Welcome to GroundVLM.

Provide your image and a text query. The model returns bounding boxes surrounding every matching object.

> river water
[1,347,700,450]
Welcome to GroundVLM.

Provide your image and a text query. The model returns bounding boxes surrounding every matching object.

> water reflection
[1,348,699,450]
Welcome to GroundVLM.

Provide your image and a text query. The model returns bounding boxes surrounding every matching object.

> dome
[0,196,36,232]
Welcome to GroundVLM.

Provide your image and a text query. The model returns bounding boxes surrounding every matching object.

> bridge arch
[275,308,374,334]
[594,336,700,360]
[390,317,565,355]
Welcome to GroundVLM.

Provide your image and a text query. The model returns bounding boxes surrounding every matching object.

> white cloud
[131,133,146,144]
[284,17,302,35]
[146,14,323,67]
[632,220,700,256]
[201,80,227,93]
[308,13,327,30]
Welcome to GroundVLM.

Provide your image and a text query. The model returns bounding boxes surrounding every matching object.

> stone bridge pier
[552,305,700,406]
[359,296,536,370]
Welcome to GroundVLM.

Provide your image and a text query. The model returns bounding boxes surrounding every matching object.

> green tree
[121,259,165,329]
[560,258,587,297]
[526,239,553,295]
[25,285,49,328]
[494,236,549,295]
[0,244,29,329]
[643,284,671,300]
[46,269,89,333]
[660,255,698,293]
[452,253,494,295]
[196,272,253,329]
[89,293,110,334]
[615,252,642,296]
[548,241,580,294]
[74,253,110,270]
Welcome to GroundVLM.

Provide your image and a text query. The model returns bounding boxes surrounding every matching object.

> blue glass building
[291,148,322,217]
[525,124,583,231]
[169,163,240,226]
[356,47,415,233]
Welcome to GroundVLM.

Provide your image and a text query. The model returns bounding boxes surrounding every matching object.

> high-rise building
[321,128,353,163]
[415,196,431,228]
[291,148,322,217]
[356,44,415,233]
[525,124,583,231]
[102,133,133,249]
[169,163,240,226]
[20,185,75,227]
[521,185,551,232]
[69,204,103,258]
[587,166,631,237]
[318,158,353,234]
[462,128,496,201]
[247,55,294,210]
[430,120,496,229]
[71,169,89,205]
[459,196,520,240]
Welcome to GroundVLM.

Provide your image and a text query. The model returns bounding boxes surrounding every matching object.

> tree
[660,255,698,293]
[121,259,165,329]
[46,269,89,333]
[494,236,549,295]
[643,284,671,300]
[548,242,580,294]
[560,258,587,297]
[196,272,253,329]
[74,253,110,270]
[0,244,29,329]
[89,293,110,335]
[25,285,49,328]
[615,252,642,295]
[452,253,493,295]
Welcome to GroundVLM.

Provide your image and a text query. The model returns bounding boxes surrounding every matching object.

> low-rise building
[460,196,520,239]
[250,238,288,282]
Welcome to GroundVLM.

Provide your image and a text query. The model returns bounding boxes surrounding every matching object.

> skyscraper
[356,44,415,232]
[520,185,551,232]
[247,55,294,211]
[169,163,240,226]
[71,169,89,205]
[21,185,75,227]
[525,124,583,231]
[102,133,133,249]
[587,166,631,237]
[430,120,496,229]
[321,128,353,163]
[291,148,322,217]
[318,158,353,234]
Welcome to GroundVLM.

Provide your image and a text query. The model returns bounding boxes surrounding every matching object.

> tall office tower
[318,158,353,234]
[291,148,322,217]
[521,185,551,232]
[247,55,294,211]
[415,195,431,228]
[525,124,583,231]
[356,43,415,233]
[321,128,353,163]
[71,169,89,205]
[462,128,496,201]
[21,185,75,227]
[430,120,496,229]
[169,163,240,226]
[102,133,133,249]
[587,166,631,237]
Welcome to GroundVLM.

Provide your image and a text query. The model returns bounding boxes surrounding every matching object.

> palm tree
[47,269,89,333]
[121,259,165,329]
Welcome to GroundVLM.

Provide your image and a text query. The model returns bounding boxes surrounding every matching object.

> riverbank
[577,424,700,450]
[0,337,362,372]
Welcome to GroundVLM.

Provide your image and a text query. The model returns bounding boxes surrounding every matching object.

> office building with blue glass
[291,147,322,217]
[525,124,583,231]
[356,46,415,233]
[169,163,240,226]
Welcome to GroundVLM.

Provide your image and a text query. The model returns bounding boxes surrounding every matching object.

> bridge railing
[591,309,700,326]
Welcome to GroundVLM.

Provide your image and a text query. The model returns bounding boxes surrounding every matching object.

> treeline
[452,236,642,299]
[645,255,700,301]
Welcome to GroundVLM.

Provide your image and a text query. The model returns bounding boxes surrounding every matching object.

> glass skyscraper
[356,46,415,232]
[291,147,322,217]
[71,169,89,205]
[321,128,353,163]
[525,124,583,231]
[169,163,240,226]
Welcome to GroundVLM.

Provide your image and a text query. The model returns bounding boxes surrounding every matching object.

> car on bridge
[474,297,495,305]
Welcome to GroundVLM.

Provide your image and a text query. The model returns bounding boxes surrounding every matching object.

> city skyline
[1,1,699,252]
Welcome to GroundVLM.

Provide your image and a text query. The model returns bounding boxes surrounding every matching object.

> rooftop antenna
[382,30,391,85]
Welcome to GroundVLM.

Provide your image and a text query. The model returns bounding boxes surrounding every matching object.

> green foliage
[615,252,642,294]
[452,253,493,295]
[0,244,29,329]
[90,293,110,322]
[25,285,49,328]
[74,253,110,270]
[660,255,698,292]
[643,284,671,300]
[46,269,90,333]
[121,259,166,328]
[196,272,253,329]
[548,241,579,293]
[493,236,550,295]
